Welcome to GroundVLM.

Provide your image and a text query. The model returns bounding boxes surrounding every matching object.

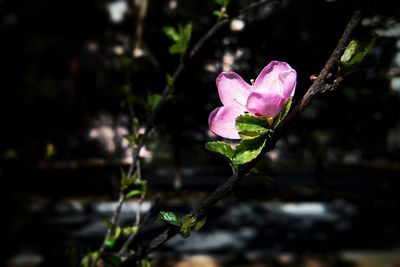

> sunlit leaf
[339,34,376,74]
[105,236,116,248]
[162,26,180,42]
[205,141,234,160]
[126,189,141,198]
[122,225,139,235]
[235,114,270,139]
[114,226,122,239]
[233,135,267,165]
[157,211,181,227]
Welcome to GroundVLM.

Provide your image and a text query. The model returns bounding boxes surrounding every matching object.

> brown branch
[120,7,363,267]
[283,8,362,127]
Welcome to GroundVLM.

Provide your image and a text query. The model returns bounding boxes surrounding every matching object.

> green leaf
[339,35,375,74]
[124,117,140,148]
[80,251,99,267]
[126,189,141,199]
[182,22,192,48]
[163,22,192,55]
[235,114,270,139]
[205,141,234,160]
[102,254,122,267]
[272,99,292,129]
[120,168,137,189]
[147,93,161,111]
[122,225,139,235]
[105,236,116,248]
[193,217,207,231]
[140,258,151,267]
[162,26,180,42]
[233,135,267,165]
[166,74,174,88]
[157,211,181,227]
[114,226,122,239]
[179,214,197,238]
[213,10,223,18]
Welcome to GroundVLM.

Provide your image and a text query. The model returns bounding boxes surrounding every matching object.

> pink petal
[254,61,296,98]
[208,105,244,139]
[246,92,286,118]
[280,67,297,98]
[216,71,252,107]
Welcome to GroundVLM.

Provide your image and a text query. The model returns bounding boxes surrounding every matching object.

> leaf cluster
[162,22,192,55]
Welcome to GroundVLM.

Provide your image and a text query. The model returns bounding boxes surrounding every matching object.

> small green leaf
[213,10,223,18]
[182,22,192,48]
[233,135,267,165]
[193,217,207,231]
[147,93,161,111]
[339,35,375,74]
[166,74,174,88]
[157,211,181,227]
[122,225,139,235]
[179,214,197,238]
[120,168,137,189]
[105,236,116,248]
[102,254,122,267]
[80,251,99,267]
[163,22,192,55]
[140,258,151,267]
[162,26,180,42]
[114,226,122,239]
[126,189,141,198]
[272,99,292,129]
[205,141,234,160]
[235,114,270,139]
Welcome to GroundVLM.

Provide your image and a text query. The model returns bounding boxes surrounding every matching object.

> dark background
[1,0,400,266]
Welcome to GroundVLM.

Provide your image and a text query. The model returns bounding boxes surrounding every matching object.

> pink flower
[208,61,297,139]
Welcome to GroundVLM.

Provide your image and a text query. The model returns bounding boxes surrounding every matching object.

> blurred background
[1,0,400,266]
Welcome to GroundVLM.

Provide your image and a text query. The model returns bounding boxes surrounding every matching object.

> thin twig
[120,8,363,267]
[96,192,125,257]
[118,161,143,255]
